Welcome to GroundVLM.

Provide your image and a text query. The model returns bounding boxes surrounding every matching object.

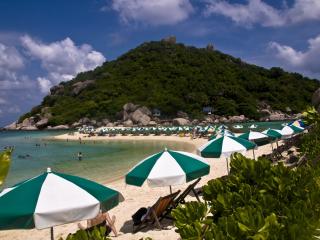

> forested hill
[20,40,319,125]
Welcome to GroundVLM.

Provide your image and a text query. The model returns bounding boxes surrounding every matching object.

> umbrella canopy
[126,149,210,188]
[262,128,283,139]
[239,131,269,141]
[198,135,256,158]
[289,120,305,128]
[0,168,120,230]
[281,125,304,136]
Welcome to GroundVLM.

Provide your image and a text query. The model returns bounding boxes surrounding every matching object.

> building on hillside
[203,106,213,115]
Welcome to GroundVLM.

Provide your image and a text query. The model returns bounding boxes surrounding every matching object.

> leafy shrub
[172,153,320,240]
[59,226,111,240]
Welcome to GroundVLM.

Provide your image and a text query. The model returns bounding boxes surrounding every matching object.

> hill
[19,39,320,127]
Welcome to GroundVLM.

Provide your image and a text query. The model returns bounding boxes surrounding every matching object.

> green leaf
[0,149,13,186]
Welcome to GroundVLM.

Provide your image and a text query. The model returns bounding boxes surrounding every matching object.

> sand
[0,132,277,240]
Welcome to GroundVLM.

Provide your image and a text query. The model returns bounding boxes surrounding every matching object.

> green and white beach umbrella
[0,168,120,237]
[198,135,256,158]
[262,128,283,139]
[281,125,304,137]
[126,149,210,188]
[239,131,268,141]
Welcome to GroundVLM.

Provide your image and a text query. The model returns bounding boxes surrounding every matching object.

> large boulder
[228,115,245,123]
[173,118,190,126]
[269,113,286,121]
[137,106,152,116]
[21,117,35,128]
[71,80,95,96]
[131,109,151,126]
[79,117,90,124]
[50,85,64,95]
[35,118,49,128]
[50,125,69,130]
[123,103,138,112]
[106,122,114,127]
[123,119,133,127]
[21,126,38,130]
[4,121,18,130]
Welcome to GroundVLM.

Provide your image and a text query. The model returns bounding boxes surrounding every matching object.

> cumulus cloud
[269,34,320,76]
[0,42,32,91]
[21,35,106,93]
[0,97,7,104]
[111,0,194,25]
[205,0,320,27]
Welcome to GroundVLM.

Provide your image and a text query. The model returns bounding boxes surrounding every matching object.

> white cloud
[205,0,320,27]
[0,42,31,91]
[21,35,106,93]
[111,0,194,25]
[7,105,21,114]
[270,34,320,76]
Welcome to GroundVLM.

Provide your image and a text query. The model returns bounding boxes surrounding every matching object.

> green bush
[59,226,111,240]
[172,153,320,240]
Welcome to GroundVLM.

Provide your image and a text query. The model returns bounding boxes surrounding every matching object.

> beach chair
[162,178,202,220]
[132,190,180,233]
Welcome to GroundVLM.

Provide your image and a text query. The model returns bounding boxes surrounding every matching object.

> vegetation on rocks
[20,41,319,125]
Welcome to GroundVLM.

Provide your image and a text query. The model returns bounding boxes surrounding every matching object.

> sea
[0,121,287,189]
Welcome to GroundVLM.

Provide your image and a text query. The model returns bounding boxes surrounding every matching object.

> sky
[0,0,320,127]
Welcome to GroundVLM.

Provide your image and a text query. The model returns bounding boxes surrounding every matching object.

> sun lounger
[132,190,180,233]
[161,178,202,220]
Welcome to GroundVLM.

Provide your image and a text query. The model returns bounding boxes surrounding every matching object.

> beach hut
[125,149,210,193]
[198,135,256,174]
[0,168,122,240]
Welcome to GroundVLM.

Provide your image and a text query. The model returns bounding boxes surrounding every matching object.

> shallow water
[0,130,194,188]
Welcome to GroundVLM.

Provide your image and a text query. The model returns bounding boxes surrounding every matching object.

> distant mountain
[19,39,319,126]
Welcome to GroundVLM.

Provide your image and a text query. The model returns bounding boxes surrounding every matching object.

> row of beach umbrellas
[0,120,306,239]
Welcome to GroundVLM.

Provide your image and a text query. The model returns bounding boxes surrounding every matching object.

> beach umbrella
[198,135,256,173]
[0,168,121,240]
[239,131,270,146]
[281,125,304,137]
[262,128,283,139]
[289,119,305,128]
[126,149,210,193]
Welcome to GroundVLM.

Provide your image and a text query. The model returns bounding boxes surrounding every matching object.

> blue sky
[0,0,320,127]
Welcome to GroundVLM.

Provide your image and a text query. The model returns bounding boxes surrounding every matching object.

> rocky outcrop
[123,103,138,112]
[173,118,190,126]
[21,126,38,130]
[71,80,95,96]
[123,119,133,127]
[162,35,176,44]
[35,118,49,128]
[4,121,19,130]
[21,117,35,128]
[49,125,70,130]
[228,115,246,123]
[131,109,151,125]
[50,84,64,95]
[269,113,286,121]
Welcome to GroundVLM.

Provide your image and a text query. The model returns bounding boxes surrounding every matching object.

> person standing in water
[78,152,83,161]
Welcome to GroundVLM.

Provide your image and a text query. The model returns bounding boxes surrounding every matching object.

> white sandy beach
[0,133,277,240]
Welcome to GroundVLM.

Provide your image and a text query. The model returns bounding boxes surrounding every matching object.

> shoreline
[1,132,279,240]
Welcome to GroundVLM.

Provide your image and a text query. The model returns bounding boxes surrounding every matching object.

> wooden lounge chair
[162,178,202,220]
[132,190,180,233]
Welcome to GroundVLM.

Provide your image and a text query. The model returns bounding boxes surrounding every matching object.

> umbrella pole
[252,149,256,160]
[170,185,172,194]
[226,157,229,175]
[50,227,54,240]
[276,140,279,148]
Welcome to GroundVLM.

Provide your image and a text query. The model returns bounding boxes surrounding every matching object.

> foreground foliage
[0,149,13,187]
[59,226,111,240]
[172,152,320,239]
[20,41,319,124]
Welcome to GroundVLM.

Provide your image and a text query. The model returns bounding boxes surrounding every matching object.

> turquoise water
[0,130,194,189]
[0,121,287,188]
